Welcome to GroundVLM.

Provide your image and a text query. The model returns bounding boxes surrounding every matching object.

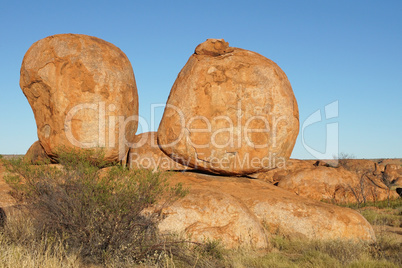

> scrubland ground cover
[0,152,401,267]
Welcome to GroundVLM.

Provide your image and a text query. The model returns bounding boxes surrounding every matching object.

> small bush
[334,152,356,168]
[2,148,188,265]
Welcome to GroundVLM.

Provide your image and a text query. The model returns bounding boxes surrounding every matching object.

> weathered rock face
[378,159,402,167]
[0,163,16,209]
[392,178,402,195]
[128,132,189,171]
[20,34,138,162]
[0,161,378,249]
[23,140,51,164]
[158,172,375,248]
[339,159,376,174]
[251,161,399,203]
[374,163,385,175]
[384,164,402,182]
[158,39,299,175]
[249,159,316,184]
[276,167,359,203]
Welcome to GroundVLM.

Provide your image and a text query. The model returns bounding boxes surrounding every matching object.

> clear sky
[0,0,401,159]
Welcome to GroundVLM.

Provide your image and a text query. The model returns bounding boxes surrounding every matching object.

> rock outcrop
[249,159,316,184]
[275,166,360,203]
[20,34,138,162]
[158,171,375,248]
[0,163,16,209]
[23,140,51,164]
[250,159,399,203]
[384,164,402,182]
[128,132,189,171]
[339,159,376,175]
[378,159,402,167]
[158,39,299,175]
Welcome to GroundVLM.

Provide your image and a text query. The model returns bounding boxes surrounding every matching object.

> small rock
[23,140,51,164]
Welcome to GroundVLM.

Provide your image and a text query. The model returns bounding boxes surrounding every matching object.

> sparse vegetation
[0,151,401,267]
[333,152,400,208]
[342,197,402,210]
[335,152,356,168]
[361,208,401,228]
[1,149,192,266]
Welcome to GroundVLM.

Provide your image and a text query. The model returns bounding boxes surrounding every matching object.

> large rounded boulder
[20,34,138,162]
[158,39,299,175]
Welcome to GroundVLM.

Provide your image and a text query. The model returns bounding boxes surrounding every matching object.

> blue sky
[0,0,401,159]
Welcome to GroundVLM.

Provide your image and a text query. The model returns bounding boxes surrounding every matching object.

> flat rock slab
[158,171,375,248]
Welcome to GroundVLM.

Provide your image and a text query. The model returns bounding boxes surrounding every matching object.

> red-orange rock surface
[0,161,377,249]
[374,163,385,175]
[20,34,138,162]
[251,160,399,203]
[249,159,316,184]
[339,159,376,174]
[158,171,375,248]
[128,132,189,171]
[158,39,299,175]
[384,164,402,182]
[276,166,359,203]
[0,163,16,209]
[378,159,402,167]
[23,140,51,164]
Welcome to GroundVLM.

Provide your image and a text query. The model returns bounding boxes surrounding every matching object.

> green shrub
[2,148,188,265]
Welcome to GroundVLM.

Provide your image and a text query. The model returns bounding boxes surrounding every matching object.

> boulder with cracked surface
[158,39,299,175]
[20,34,138,162]
[157,171,376,248]
[276,166,361,203]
